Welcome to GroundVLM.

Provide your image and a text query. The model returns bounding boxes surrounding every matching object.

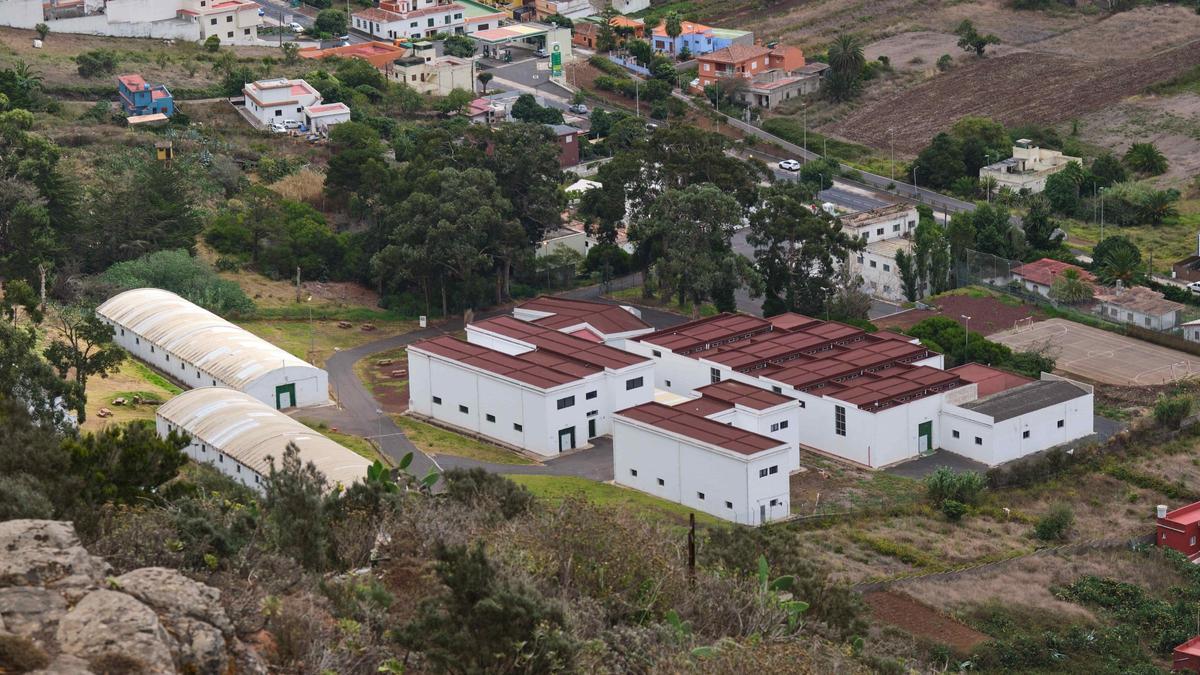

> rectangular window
[769,465,778,475]
[876,228,884,235]
[883,264,891,272]
[725,501,733,509]
[586,390,597,400]
[625,377,644,390]
[798,400,805,408]
[1022,430,1030,438]
[210,17,217,24]
[665,380,672,387]
[769,498,779,507]
[432,396,442,405]
[975,436,983,445]
[952,430,960,439]
[1057,419,1064,428]
[486,414,495,423]
[835,405,846,436]
[630,469,637,477]
[710,367,720,384]
[759,468,769,478]
[557,396,575,410]
[856,255,864,264]
[652,349,662,357]
[893,223,900,232]
[226,15,232,21]
[244,28,250,35]
[165,354,170,362]
[657,478,664,486]
[697,492,705,500]
[772,386,782,394]
[458,405,468,414]
[227,31,233,38]
[514,423,523,431]
[869,260,877,268]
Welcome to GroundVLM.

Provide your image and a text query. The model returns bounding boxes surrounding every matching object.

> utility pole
[802,101,807,156]
[888,126,894,183]
[295,266,301,303]
[635,78,640,117]
[912,164,919,189]
[961,314,972,363]
[1100,187,1107,242]
[687,513,696,584]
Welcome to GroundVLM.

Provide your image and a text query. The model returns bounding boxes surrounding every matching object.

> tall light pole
[635,78,640,117]
[961,314,972,363]
[802,102,808,156]
[984,153,992,204]
[1099,186,1107,242]
[912,164,919,189]
[888,126,894,183]
[306,295,314,362]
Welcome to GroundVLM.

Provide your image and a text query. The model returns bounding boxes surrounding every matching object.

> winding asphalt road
[294,292,688,486]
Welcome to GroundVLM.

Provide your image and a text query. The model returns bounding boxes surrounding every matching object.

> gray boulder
[0,520,109,589]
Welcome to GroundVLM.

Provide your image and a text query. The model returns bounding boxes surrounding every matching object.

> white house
[156,388,369,492]
[1093,285,1183,331]
[849,238,912,302]
[243,78,323,127]
[96,288,329,409]
[613,401,791,525]
[304,102,352,132]
[980,139,1082,194]
[1011,258,1096,298]
[0,0,261,43]
[180,0,262,45]
[939,373,1093,466]
[513,296,653,347]
[537,223,596,259]
[623,311,1093,469]
[407,315,654,456]
[352,0,506,39]
[839,203,918,244]
[1183,319,1200,343]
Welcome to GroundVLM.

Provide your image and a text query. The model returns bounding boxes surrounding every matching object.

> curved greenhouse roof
[97,288,318,390]
[157,388,370,489]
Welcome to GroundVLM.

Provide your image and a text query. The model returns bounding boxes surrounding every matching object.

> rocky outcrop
[0,519,267,675]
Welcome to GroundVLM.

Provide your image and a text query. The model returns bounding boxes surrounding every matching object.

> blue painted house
[649,20,753,57]
[117,74,175,117]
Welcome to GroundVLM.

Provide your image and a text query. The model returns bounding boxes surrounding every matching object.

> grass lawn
[235,318,414,368]
[607,285,716,318]
[393,415,535,465]
[83,358,180,432]
[298,419,392,466]
[1064,199,1200,273]
[506,475,722,526]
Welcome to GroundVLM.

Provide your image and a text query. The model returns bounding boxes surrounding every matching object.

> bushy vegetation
[101,250,254,316]
[1032,503,1073,541]
[924,468,987,514]
[1153,393,1193,430]
[906,316,1055,376]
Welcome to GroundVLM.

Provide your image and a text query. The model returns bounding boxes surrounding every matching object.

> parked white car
[283,119,302,129]
[778,159,801,172]
[1187,281,1200,295]
[289,22,304,32]
[269,122,288,134]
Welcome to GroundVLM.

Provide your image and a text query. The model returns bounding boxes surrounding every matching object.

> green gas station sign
[550,42,562,78]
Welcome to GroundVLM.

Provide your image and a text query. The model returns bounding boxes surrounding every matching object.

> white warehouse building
[407,315,654,456]
[156,388,370,492]
[96,288,329,409]
[614,401,791,526]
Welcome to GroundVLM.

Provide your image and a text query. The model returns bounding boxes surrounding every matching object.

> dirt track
[834,39,1200,153]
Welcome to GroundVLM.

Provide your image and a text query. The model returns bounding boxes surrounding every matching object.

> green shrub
[588,55,628,77]
[940,499,967,522]
[442,468,534,520]
[204,35,221,52]
[75,49,119,78]
[1033,503,1073,542]
[102,249,254,316]
[1154,394,1193,430]
[924,467,986,506]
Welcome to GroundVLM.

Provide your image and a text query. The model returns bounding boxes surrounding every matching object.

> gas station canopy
[469,24,553,45]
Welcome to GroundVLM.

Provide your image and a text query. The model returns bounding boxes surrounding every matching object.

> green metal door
[918,421,933,455]
[275,383,296,409]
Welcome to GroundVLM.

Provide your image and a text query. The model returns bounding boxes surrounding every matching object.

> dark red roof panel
[517,295,650,334]
[948,363,1033,397]
[695,380,793,410]
[617,402,785,455]
[640,313,773,352]
[410,335,599,389]
[472,316,650,370]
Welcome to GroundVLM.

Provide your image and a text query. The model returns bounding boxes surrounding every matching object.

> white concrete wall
[940,391,1093,466]
[0,0,44,28]
[613,420,790,525]
[846,208,917,243]
[1098,303,1178,331]
[156,414,263,491]
[104,321,327,409]
[625,341,714,395]
[850,248,905,301]
[107,0,178,24]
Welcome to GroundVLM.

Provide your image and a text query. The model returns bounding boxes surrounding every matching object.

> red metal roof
[672,396,734,417]
[1175,635,1200,658]
[1163,501,1200,527]
[616,402,785,456]
[1012,258,1095,287]
[471,316,650,371]
[818,365,963,412]
[518,296,650,335]
[409,335,598,389]
[640,313,773,353]
[947,363,1033,398]
[694,380,793,410]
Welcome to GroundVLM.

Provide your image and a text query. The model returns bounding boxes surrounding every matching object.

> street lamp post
[635,78,640,117]
[912,164,919,189]
[802,102,808,156]
[961,314,972,363]
[984,154,992,204]
[1099,187,1107,242]
[888,126,894,183]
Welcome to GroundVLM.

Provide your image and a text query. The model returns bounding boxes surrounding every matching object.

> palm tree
[824,34,865,102]
[1140,189,1179,225]
[1094,244,1142,286]
[1049,269,1093,305]
[665,11,683,45]
[476,71,493,95]
[1123,142,1168,176]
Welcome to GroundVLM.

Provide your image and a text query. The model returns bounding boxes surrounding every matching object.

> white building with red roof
[242,78,349,131]
[407,315,654,456]
[352,0,501,40]
[178,0,262,45]
[0,0,260,43]
[1011,257,1096,298]
[513,295,654,347]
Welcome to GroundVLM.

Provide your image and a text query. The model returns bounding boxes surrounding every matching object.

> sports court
[989,318,1200,386]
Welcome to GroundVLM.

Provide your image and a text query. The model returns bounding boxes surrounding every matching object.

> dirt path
[864,590,989,654]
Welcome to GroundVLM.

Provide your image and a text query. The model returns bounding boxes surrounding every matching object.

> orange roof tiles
[1012,258,1095,287]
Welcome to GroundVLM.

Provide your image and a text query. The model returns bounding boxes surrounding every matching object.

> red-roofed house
[408,316,654,456]
[1012,258,1095,298]
[242,78,349,131]
[1174,636,1200,672]
[513,296,653,346]
[614,401,791,525]
[1158,501,1200,561]
[696,43,818,108]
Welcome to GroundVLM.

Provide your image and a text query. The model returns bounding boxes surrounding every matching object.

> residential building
[537,222,596,258]
[614,401,791,525]
[156,388,369,493]
[1094,285,1183,331]
[534,0,591,19]
[407,315,654,456]
[1011,258,1095,298]
[304,102,352,132]
[938,371,1094,466]
[513,295,653,346]
[572,21,598,48]
[298,40,408,68]
[387,43,474,96]
[242,78,322,127]
[980,139,1083,194]
[353,0,467,39]
[736,69,820,109]
[849,238,912,302]
[839,203,918,243]
[116,74,174,117]
[650,20,752,57]
[623,312,1093,469]
[1157,501,1200,562]
[572,15,645,48]
[96,288,329,409]
[547,123,582,168]
[609,0,648,13]
[696,43,803,88]
[179,0,262,44]
[1182,319,1200,343]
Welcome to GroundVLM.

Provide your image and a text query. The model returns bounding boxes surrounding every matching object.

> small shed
[1174,635,1200,672]
[1156,501,1200,561]
[155,141,174,162]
